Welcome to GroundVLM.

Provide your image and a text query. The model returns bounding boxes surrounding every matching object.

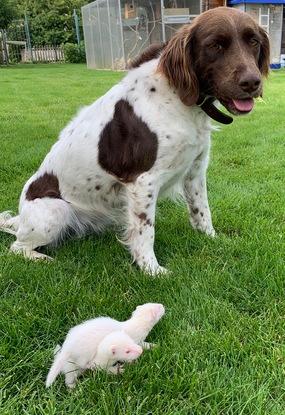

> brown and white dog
[0,7,269,274]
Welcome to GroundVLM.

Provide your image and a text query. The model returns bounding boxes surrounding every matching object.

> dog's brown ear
[157,26,199,106]
[258,27,270,77]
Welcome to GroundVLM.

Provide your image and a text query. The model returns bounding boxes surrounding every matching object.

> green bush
[64,41,86,63]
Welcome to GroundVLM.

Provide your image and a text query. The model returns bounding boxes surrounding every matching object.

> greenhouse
[82,0,212,69]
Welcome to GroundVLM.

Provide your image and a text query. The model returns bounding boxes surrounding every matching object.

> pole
[24,13,33,62]
[97,1,104,67]
[73,9,81,45]
[161,0,166,42]
[106,0,114,70]
[117,0,126,68]
[1,29,9,64]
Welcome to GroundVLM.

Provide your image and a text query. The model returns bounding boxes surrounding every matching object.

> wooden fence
[21,45,65,63]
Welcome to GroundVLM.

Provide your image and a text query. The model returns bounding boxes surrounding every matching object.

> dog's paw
[205,227,216,237]
[191,220,216,238]
[143,264,169,276]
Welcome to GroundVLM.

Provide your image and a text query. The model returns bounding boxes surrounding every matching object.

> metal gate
[0,17,32,65]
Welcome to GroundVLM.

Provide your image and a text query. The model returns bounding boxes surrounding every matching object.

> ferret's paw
[117,366,125,374]
[141,341,157,350]
[108,366,121,375]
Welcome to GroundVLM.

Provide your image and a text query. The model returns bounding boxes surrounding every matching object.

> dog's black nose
[239,74,261,93]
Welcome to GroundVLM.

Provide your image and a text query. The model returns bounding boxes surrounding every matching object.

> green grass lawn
[1,64,285,415]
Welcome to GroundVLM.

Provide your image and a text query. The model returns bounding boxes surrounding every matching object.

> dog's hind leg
[8,198,78,260]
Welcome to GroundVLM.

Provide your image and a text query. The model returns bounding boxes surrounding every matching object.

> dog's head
[158,7,270,115]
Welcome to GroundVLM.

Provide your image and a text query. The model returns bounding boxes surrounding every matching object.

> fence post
[73,9,81,45]
[24,13,33,62]
[1,30,9,64]
[54,45,58,61]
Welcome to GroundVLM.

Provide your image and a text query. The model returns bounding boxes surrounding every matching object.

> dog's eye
[215,44,223,51]
[208,43,223,51]
[249,38,260,47]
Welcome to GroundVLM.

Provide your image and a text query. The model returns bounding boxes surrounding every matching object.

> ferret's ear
[111,345,116,355]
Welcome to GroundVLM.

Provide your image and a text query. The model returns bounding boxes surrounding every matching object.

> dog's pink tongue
[232,98,254,112]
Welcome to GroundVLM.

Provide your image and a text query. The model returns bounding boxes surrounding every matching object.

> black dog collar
[198,96,233,125]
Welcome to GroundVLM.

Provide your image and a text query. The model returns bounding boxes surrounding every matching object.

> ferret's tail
[45,344,66,388]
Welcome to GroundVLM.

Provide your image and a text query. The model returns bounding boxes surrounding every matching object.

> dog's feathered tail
[0,211,19,235]
[46,345,65,388]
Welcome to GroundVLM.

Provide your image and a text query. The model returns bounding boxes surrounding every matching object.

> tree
[8,0,92,45]
[0,0,18,28]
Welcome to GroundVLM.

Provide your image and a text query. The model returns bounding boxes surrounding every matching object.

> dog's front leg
[123,174,167,275]
[183,147,215,237]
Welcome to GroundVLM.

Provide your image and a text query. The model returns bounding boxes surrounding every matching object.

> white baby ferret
[46,303,165,388]
[46,331,142,388]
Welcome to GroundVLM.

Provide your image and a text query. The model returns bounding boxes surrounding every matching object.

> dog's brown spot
[95,185,101,190]
[150,87,156,92]
[26,173,61,201]
[145,219,152,226]
[148,193,153,198]
[98,100,158,183]
[200,212,204,217]
[138,212,147,221]
[129,43,166,69]
[192,207,199,214]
